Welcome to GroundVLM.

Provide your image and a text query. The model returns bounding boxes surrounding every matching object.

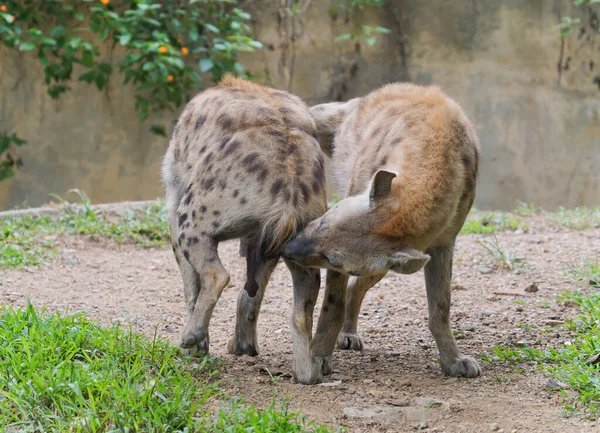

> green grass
[567,257,600,288]
[482,258,600,416]
[547,207,600,230]
[461,209,523,234]
[0,304,334,432]
[0,197,169,269]
[477,231,527,271]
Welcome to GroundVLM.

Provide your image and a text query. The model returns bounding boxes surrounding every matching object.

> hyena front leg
[179,238,230,356]
[284,258,321,385]
[425,243,482,377]
[228,238,278,356]
[312,270,349,375]
[337,273,386,351]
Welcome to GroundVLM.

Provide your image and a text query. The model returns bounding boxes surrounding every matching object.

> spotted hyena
[162,75,336,384]
[282,82,482,378]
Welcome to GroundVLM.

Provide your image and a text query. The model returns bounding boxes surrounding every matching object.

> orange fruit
[159,46,168,54]
[100,0,110,5]
[181,47,189,56]
[167,75,174,82]
[0,5,7,12]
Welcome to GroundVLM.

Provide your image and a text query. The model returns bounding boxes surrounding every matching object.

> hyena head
[282,169,430,277]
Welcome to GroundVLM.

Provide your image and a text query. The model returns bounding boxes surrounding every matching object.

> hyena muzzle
[161,75,342,384]
[282,82,482,378]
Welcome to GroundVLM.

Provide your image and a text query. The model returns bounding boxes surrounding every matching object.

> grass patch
[0,304,334,432]
[567,257,600,288]
[461,209,523,234]
[478,231,527,271]
[483,267,600,416]
[547,207,600,230]
[0,195,169,269]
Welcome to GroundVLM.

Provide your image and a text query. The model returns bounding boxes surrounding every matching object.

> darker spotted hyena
[162,75,330,384]
[283,82,482,378]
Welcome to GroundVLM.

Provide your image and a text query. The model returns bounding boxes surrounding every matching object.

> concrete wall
[1,0,598,210]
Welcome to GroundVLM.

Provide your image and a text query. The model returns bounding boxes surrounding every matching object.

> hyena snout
[281,235,323,267]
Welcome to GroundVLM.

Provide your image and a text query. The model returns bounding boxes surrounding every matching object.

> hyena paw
[227,336,259,357]
[314,356,333,376]
[180,328,209,356]
[442,355,482,378]
[336,332,364,351]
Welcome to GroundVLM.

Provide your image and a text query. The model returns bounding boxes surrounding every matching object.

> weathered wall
[1,0,598,210]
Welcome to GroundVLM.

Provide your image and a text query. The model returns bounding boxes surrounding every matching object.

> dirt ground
[1,224,599,433]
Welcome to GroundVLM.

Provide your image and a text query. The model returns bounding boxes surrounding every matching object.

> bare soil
[1,226,599,433]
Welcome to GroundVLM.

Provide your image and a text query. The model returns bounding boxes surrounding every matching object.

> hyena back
[282,82,482,378]
[162,75,328,384]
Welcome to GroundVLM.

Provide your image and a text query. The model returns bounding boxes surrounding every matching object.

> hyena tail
[258,203,300,258]
[243,204,300,297]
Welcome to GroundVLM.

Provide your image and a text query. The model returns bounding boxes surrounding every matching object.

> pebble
[479,266,494,274]
[525,283,539,293]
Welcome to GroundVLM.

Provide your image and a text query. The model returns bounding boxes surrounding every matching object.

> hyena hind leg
[228,237,278,356]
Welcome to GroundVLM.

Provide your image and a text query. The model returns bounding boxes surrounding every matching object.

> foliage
[328,0,390,46]
[557,0,600,37]
[486,291,600,416]
[0,304,334,431]
[556,0,600,89]
[0,0,261,179]
[0,192,169,269]
[461,209,523,234]
[0,131,26,181]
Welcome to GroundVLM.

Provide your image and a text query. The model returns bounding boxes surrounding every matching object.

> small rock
[525,283,539,293]
[490,423,500,431]
[543,319,565,327]
[239,355,256,365]
[516,305,524,312]
[546,378,566,390]
[331,373,352,381]
[319,380,341,387]
[414,396,444,408]
[479,266,494,275]
[514,340,527,347]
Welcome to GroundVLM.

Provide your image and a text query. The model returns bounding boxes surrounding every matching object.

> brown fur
[282,82,482,378]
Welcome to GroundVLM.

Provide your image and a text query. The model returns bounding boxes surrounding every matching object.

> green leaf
[41,38,57,47]
[119,34,132,46]
[334,33,353,42]
[50,26,66,38]
[79,71,96,83]
[365,35,377,46]
[375,26,391,34]
[19,42,36,52]
[142,62,156,71]
[150,125,167,137]
[199,58,214,72]
[205,23,220,34]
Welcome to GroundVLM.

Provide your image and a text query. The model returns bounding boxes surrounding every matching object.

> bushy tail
[258,203,300,258]
[243,203,300,297]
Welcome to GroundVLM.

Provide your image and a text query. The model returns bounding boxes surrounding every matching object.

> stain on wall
[0,1,598,210]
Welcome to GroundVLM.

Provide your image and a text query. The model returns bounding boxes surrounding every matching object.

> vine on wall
[0,0,262,181]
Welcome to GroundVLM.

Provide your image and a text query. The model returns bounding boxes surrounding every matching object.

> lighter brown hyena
[161,75,335,384]
[282,82,482,378]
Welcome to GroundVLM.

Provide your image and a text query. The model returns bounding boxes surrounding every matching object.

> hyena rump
[161,75,329,383]
[283,82,482,378]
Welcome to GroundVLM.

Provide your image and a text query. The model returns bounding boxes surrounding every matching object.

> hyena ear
[369,169,398,207]
[388,248,430,274]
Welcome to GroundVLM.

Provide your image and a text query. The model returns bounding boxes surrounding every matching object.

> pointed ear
[388,248,430,274]
[369,170,398,207]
